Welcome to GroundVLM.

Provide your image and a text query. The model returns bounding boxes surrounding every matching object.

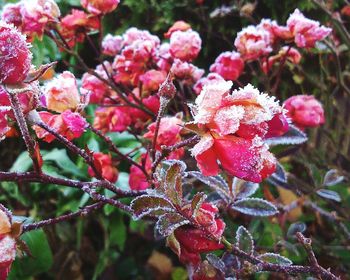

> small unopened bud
[158,72,177,100]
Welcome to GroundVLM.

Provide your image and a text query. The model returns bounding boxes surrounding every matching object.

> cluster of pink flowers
[0,207,16,280]
[189,81,289,183]
[1,0,60,40]
[196,9,331,89]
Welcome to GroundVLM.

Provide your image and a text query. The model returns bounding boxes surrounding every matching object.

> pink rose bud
[81,0,120,15]
[283,95,325,130]
[169,30,202,62]
[209,51,244,81]
[0,21,32,84]
[44,71,81,113]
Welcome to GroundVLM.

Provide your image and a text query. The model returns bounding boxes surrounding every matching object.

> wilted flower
[34,110,88,143]
[88,153,118,182]
[169,29,202,62]
[44,71,81,113]
[234,25,272,60]
[209,51,244,81]
[81,0,119,14]
[102,34,124,56]
[0,21,32,84]
[1,3,23,29]
[283,95,325,129]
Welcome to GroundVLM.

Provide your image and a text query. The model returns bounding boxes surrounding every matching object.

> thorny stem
[22,201,106,232]
[220,236,339,279]
[271,45,292,94]
[6,89,42,173]
[150,96,170,161]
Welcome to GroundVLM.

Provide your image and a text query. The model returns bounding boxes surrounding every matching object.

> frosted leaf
[316,189,341,202]
[231,198,278,216]
[271,161,288,183]
[258,253,293,266]
[235,226,254,255]
[130,195,175,220]
[323,169,344,187]
[156,213,189,237]
[213,105,244,135]
[206,254,226,272]
[265,124,307,146]
[188,171,230,202]
[232,178,259,200]
[191,192,207,218]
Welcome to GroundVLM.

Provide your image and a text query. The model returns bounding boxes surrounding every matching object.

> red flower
[88,153,118,183]
[283,95,325,130]
[81,0,120,15]
[173,203,225,265]
[190,81,288,182]
[140,70,167,93]
[129,153,151,191]
[0,21,32,84]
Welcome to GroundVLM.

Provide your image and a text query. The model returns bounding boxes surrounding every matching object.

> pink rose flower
[164,21,191,38]
[234,25,272,60]
[169,30,202,62]
[139,70,167,93]
[171,59,204,85]
[209,51,244,81]
[283,95,325,129]
[44,71,81,113]
[34,110,88,143]
[102,34,124,56]
[129,153,151,191]
[193,73,225,95]
[0,21,32,84]
[93,107,131,133]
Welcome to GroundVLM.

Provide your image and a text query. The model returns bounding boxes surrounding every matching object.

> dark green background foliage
[0,0,349,279]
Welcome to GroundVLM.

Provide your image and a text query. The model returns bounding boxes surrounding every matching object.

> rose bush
[0,0,349,279]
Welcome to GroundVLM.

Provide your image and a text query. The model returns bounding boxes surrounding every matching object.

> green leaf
[231,198,278,217]
[236,226,254,255]
[9,229,53,278]
[163,160,186,205]
[10,152,32,172]
[42,149,85,178]
[110,214,127,251]
[258,253,293,266]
